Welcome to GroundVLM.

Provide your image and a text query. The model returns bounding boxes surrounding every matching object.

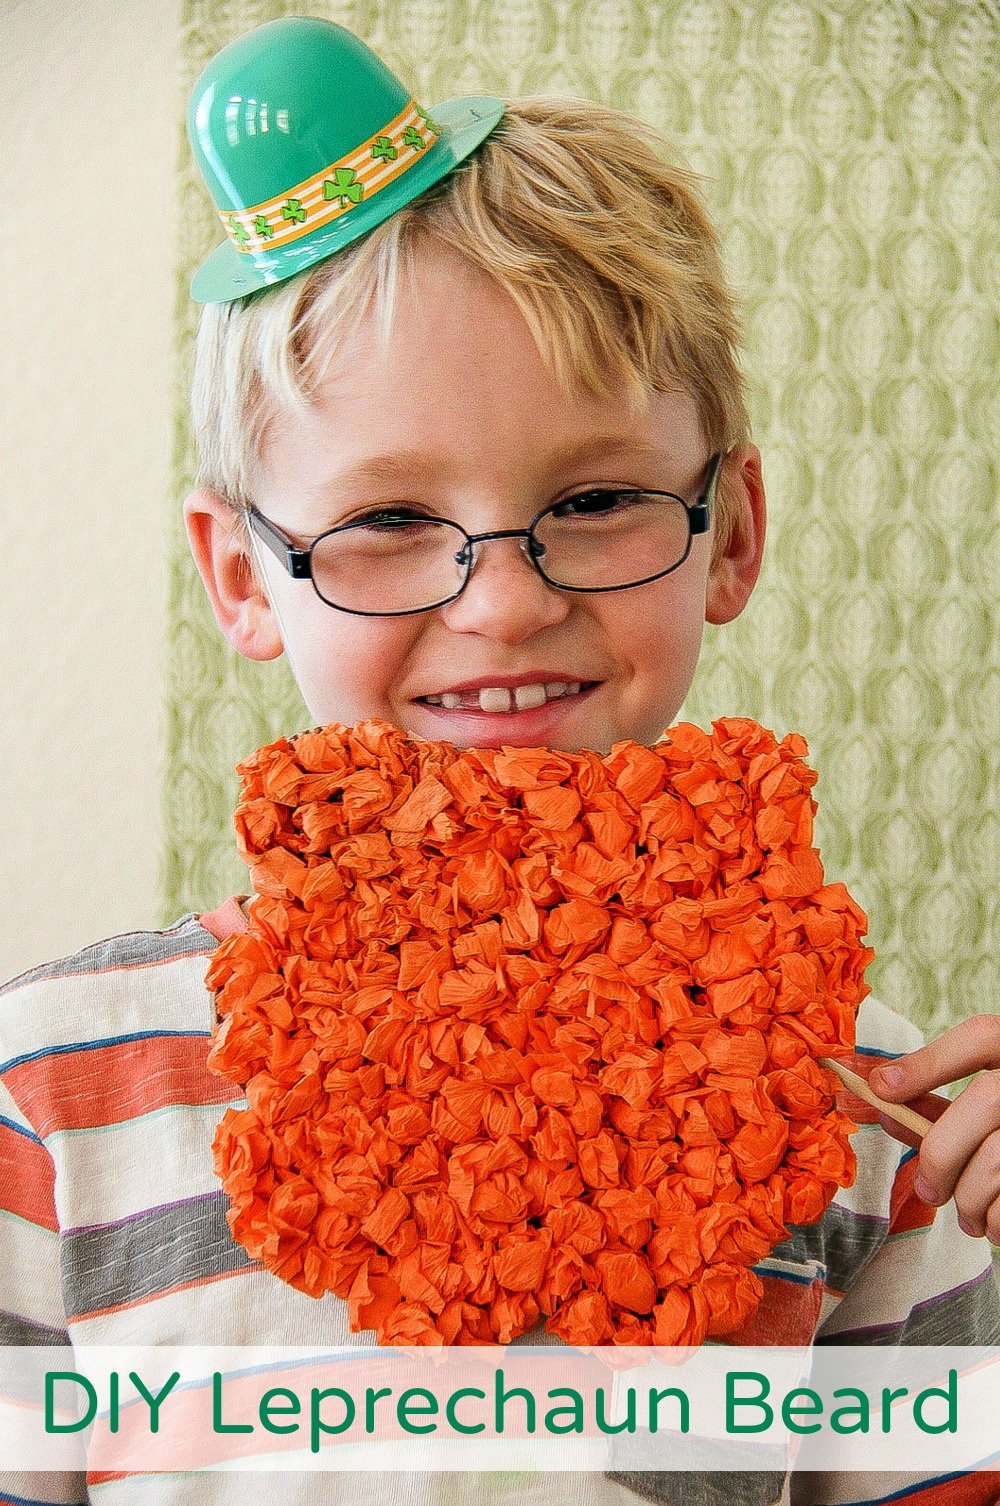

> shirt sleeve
[0,980,88,1506]
[812,996,1000,1350]
[789,998,1000,1505]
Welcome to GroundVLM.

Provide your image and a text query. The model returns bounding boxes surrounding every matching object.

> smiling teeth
[425,682,584,711]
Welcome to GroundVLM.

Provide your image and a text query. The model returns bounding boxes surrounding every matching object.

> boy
[1,16,997,1506]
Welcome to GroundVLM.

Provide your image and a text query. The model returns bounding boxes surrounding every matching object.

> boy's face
[188,249,765,754]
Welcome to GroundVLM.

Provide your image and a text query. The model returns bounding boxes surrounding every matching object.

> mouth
[418,679,596,714]
[410,677,603,745]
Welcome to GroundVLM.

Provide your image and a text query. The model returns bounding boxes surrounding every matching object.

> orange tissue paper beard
[206,718,871,1347]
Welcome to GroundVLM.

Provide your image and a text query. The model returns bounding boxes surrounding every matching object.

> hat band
[219,99,440,257]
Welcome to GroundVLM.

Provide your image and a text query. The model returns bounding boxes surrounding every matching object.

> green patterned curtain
[165,0,999,1040]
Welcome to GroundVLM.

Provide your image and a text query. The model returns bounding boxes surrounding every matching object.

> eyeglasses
[245,452,722,617]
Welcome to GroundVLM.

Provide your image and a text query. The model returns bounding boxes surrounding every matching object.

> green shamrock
[415,104,441,135]
[253,214,273,239]
[323,168,364,207]
[402,126,425,150]
[228,215,251,248]
[282,198,306,224]
[372,135,397,163]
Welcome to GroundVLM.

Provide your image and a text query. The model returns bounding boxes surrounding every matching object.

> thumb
[867,1058,910,1101]
[868,1016,1000,1101]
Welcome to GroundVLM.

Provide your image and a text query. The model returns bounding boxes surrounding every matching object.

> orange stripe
[263,140,435,246]
[235,135,436,250]
[833,1049,893,1125]
[889,1152,937,1236]
[720,1270,824,1345]
[0,1119,58,1230]
[198,896,249,942]
[4,1036,240,1136]
[887,1472,1000,1505]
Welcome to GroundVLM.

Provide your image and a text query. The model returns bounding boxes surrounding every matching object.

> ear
[183,490,284,661]
[705,444,767,625]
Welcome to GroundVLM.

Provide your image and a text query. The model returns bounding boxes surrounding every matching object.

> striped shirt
[1,904,998,1506]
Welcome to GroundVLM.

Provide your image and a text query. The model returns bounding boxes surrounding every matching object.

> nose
[440,532,570,643]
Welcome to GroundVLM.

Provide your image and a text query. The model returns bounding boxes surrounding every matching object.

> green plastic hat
[188,16,504,302]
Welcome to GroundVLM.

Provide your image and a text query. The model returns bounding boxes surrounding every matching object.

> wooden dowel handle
[818,1056,935,1139]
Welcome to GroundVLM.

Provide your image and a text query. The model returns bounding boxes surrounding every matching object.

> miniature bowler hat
[188,16,504,302]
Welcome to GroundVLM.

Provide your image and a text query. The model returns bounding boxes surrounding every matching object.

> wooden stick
[818,1057,935,1139]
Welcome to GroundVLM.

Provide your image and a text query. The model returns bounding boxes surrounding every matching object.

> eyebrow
[315,436,673,489]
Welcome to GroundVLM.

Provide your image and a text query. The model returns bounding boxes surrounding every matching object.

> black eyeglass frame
[244,451,723,618]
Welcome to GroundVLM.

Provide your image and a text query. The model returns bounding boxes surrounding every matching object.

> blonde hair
[192,96,749,549]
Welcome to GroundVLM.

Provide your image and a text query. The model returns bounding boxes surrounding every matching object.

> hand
[868,1015,1000,1241]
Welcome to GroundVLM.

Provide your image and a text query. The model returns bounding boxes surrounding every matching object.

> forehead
[256,246,703,514]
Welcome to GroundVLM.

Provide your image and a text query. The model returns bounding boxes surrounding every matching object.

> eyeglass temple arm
[687,451,723,537]
[246,508,313,579]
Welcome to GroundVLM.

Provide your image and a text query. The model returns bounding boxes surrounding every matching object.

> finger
[911,1075,1000,1206]
[868,1015,1000,1100]
[951,1133,1000,1240]
[987,1192,1000,1246]
[820,1057,938,1136]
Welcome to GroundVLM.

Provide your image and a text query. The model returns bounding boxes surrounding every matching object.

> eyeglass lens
[308,495,694,614]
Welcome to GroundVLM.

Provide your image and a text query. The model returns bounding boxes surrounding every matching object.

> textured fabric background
[166,0,999,1039]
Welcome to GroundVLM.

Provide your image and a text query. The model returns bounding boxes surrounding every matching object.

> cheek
[290,611,422,726]
[618,576,706,671]
[615,579,707,727]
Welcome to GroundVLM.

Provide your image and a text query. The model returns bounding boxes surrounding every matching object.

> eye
[345,507,438,532]
[550,489,643,518]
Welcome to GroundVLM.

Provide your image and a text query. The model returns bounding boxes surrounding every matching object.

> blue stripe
[0,1111,42,1144]
[0,1494,86,1506]
[753,1263,820,1286]
[843,1461,1000,1504]
[1,1029,213,1075]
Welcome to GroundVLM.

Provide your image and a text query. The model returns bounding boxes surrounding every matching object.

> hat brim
[190,95,505,303]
